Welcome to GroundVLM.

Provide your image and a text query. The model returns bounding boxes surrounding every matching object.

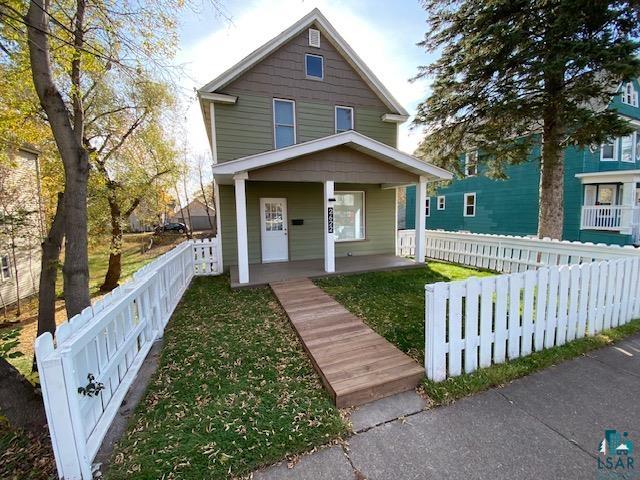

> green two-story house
[405,79,640,247]
[198,9,451,286]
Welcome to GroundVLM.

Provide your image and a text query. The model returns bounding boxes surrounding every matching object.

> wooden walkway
[270,278,424,408]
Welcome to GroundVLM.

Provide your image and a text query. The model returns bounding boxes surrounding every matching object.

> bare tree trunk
[174,185,190,240]
[36,192,65,342]
[537,68,565,240]
[100,197,123,293]
[197,162,215,233]
[26,0,91,318]
[182,175,194,236]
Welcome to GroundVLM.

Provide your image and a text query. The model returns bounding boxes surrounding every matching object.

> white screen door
[260,198,288,263]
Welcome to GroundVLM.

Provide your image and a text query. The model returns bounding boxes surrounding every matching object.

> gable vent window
[308,28,321,48]
[305,54,324,80]
[335,106,354,133]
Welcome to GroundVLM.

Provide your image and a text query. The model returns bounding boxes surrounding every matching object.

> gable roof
[210,130,452,181]
[198,8,408,116]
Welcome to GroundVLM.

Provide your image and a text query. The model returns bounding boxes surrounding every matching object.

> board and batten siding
[0,248,40,308]
[219,181,396,267]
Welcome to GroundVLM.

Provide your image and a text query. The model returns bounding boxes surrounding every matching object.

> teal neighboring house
[405,79,640,246]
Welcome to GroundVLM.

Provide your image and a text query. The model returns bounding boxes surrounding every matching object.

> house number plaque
[327,207,334,234]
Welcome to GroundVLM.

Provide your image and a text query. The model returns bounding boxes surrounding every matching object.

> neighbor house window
[465,151,478,176]
[622,82,638,107]
[425,197,431,217]
[335,106,354,133]
[464,193,476,217]
[437,196,446,210]
[273,99,296,149]
[334,191,365,241]
[1,255,10,281]
[600,139,617,162]
[621,133,636,163]
[305,54,324,80]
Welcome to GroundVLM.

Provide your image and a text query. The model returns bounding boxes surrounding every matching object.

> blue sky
[175,0,437,158]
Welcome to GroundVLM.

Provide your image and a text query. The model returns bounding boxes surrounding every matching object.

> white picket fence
[35,238,221,480]
[398,229,640,271]
[425,257,640,381]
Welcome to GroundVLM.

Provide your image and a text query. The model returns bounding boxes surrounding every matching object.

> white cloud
[176,0,428,157]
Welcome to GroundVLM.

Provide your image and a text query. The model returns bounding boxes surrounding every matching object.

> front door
[260,198,288,263]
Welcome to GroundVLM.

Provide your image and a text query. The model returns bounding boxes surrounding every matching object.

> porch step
[270,278,425,408]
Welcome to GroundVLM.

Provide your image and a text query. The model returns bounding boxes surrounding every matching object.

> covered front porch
[229,253,420,288]
[576,170,640,245]
[212,131,453,285]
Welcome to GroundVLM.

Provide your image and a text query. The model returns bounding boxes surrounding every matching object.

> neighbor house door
[260,197,288,263]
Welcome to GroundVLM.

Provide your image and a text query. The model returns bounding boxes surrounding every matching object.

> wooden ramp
[270,278,424,408]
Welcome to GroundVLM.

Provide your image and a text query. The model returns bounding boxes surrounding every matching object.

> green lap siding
[219,182,395,267]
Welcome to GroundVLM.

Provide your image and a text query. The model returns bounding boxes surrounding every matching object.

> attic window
[622,82,638,107]
[305,54,324,80]
[308,28,320,48]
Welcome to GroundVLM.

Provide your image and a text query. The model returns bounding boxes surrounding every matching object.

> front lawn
[315,262,493,363]
[106,275,347,480]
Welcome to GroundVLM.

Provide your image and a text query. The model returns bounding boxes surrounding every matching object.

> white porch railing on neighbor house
[35,238,221,480]
[425,257,640,381]
[579,205,639,232]
[398,229,640,272]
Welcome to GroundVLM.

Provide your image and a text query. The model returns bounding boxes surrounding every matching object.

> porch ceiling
[212,131,452,185]
[576,169,640,184]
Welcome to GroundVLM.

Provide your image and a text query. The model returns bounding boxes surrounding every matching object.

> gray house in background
[0,146,44,310]
[171,198,216,232]
[197,9,451,286]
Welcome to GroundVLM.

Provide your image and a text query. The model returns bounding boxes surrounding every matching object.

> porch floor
[270,278,425,407]
[230,254,420,288]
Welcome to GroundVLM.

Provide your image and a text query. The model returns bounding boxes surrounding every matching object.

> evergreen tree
[414,0,640,238]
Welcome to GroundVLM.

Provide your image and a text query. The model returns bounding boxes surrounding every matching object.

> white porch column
[620,181,636,235]
[324,180,335,273]
[234,172,249,284]
[414,176,427,263]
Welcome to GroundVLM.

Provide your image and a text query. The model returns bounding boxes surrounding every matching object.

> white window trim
[335,105,354,133]
[425,197,430,217]
[305,53,324,80]
[334,190,366,242]
[621,132,636,163]
[622,82,639,107]
[464,151,478,177]
[0,254,11,282]
[273,98,296,149]
[437,195,446,210]
[308,28,320,48]
[600,138,618,162]
[463,192,476,217]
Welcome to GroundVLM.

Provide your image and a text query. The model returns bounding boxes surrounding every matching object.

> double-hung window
[273,99,296,149]
[465,151,478,176]
[1,255,10,281]
[425,197,431,217]
[622,82,638,107]
[305,54,324,80]
[334,191,365,241]
[464,193,476,217]
[437,196,446,210]
[621,134,635,163]
[600,139,617,162]
[335,106,354,133]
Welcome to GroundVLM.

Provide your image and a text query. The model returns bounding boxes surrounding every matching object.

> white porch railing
[579,205,639,231]
[35,238,221,480]
[398,229,640,272]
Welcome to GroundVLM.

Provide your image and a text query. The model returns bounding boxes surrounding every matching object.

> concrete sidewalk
[253,334,640,480]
